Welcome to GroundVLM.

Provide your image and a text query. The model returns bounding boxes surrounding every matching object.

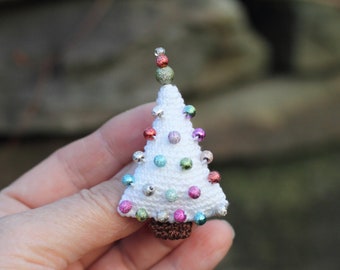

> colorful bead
[152,106,164,118]
[174,209,186,222]
[121,174,135,186]
[200,150,214,164]
[194,212,207,225]
[155,66,174,85]
[154,155,167,167]
[183,105,196,119]
[188,186,201,199]
[165,189,178,202]
[192,128,206,142]
[156,54,168,68]
[142,184,155,196]
[208,171,221,183]
[132,151,145,163]
[168,131,181,144]
[118,200,133,214]
[157,211,169,222]
[143,127,156,140]
[180,157,193,170]
[136,208,148,222]
[154,47,166,56]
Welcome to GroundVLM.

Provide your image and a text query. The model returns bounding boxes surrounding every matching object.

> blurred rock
[196,75,340,159]
[292,0,340,75]
[0,0,269,135]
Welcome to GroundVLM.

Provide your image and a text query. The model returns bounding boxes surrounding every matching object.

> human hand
[0,103,234,270]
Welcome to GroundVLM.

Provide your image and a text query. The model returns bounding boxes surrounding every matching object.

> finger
[89,224,185,270]
[151,220,234,270]
[89,220,234,270]
[0,166,144,270]
[1,103,154,209]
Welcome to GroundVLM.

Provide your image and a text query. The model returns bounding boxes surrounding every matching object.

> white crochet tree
[117,48,228,240]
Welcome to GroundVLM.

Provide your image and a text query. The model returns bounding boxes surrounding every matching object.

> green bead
[155,66,174,85]
[180,157,193,170]
[165,189,178,202]
[136,208,148,222]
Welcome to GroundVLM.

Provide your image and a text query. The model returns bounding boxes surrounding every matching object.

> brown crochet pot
[149,219,193,240]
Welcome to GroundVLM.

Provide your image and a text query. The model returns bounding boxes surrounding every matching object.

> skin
[0,103,234,270]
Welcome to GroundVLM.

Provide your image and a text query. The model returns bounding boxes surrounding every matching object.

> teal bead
[165,189,178,202]
[136,208,148,222]
[180,157,193,170]
[155,66,174,85]
[183,105,196,119]
[154,155,167,167]
[194,212,207,225]
[121,174,135,186]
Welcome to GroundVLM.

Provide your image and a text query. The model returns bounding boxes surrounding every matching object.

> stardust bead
[194,212,207,225]
[200,150,214,164]
[174,209,186,222]
[121,174,135,186]
[192,128,206,142]
[118,200,133,214]
[208,171,221,183]
[154,155,167,167]
[155,66,174,85]
[168,131,181,144]
[142,184,155,196]
[152,106,164,118]
[143,127,156,140]
[165,189,178,202]
[188,186,201,199]
[156,211,169,222]
[136,208,148,222]
[154,47,166,56]
[132,151,145,163]
[183,105,196,119]
[180,157,193,170]
[156,54,169,68]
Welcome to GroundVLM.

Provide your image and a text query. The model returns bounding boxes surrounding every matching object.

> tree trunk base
[149,219,192,240]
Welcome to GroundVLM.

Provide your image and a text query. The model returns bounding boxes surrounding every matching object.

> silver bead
[152,106,164,118]
[142,184,155,196]
[200,150,214,164]
[156,211,169,222]
[216,202,229,216]
[154,47,166,56]
[132,151,145,163]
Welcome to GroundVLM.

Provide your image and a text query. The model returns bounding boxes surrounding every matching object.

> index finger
[1,103,154,209]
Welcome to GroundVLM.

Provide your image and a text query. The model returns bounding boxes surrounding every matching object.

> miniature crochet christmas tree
[117,47,229,240]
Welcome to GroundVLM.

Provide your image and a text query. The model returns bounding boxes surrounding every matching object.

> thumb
[0,172,141,269]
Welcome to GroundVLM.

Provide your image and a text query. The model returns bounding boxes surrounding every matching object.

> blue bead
[194,212,207,225]
[154,155,167,167]
[121,174,135,186]
[165,189,178,202]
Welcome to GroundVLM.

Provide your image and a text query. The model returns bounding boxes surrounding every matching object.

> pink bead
[188,186,201,199]
[208,171,221,184]
[119,200,133,214]
[143,127,156,140]
[192,128,206,142]
[174,209,186,222]
[156,54,168,68]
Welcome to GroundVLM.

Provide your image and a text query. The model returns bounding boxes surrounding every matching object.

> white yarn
[118,84,228,223]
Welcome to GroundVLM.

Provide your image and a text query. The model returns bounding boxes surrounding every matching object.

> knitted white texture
[118,84,228,223]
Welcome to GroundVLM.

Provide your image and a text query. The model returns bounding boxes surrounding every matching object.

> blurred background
[0,0,339,269]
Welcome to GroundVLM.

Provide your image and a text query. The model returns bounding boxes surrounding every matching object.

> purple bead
[188,186,201,199]
[192,128,206,142]
[174,209,186,222]
[118,200,133,214]
[168,131,181,144]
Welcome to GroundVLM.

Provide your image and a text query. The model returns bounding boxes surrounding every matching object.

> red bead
[156,55,168,68]
[208,171,221,184]
[143,127,156,140]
